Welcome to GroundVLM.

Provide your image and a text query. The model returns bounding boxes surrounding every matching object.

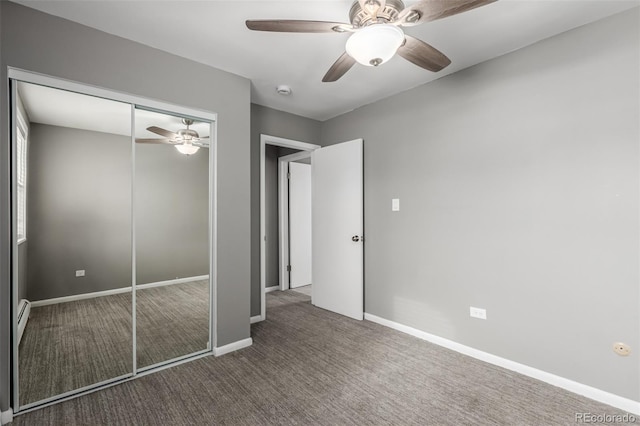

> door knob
[352,235,361,242]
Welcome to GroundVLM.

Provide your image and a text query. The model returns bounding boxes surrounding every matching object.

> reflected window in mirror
[16,95,29,244]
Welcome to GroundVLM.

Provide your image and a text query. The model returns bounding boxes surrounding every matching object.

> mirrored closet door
[12,76,214,411]
[15,82,134,406]
[134,107,211,369]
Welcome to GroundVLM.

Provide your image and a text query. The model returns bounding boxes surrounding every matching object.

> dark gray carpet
[15,290,631,425]
[18,293,133,406]
[136,280,209,368]
[18,281,209,406]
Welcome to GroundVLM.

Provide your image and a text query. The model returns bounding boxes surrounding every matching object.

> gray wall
[1,1,251,411]
[321,10,639,401]
[136,143,209,285]
[22,123,209,301]
[26,124,131,301]
[250,104,322,316]
[264,144,280,288]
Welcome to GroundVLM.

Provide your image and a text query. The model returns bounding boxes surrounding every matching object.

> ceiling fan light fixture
[175,144,200,155]
[345,24,404,67]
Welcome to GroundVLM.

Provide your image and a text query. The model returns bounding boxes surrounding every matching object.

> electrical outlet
[613,342,631,356]
[75,270,85,277]
[470,306,487,320]
[392,198,400,211]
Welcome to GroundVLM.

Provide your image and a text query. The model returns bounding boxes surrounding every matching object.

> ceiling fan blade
[146,126,178,139]
[359,0,386,18]
[135,138,177,144]
[397,35,451,72]
[322,52,357,82]
[193,141,210,148]
[246,20,354,33]
[396,0,497,26]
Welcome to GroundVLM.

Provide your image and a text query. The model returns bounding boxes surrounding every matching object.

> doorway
[257,136,365,324]
[257,135,319,323]
[284,157,312,291]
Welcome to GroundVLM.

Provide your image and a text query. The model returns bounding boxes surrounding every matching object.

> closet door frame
[8,68,217,414]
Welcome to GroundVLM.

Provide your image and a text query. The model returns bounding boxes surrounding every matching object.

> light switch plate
[75,270,85,277]
[392,198,400,211]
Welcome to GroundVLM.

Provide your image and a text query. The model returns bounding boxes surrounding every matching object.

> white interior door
[312,139,363,320]
[289,162,312,288]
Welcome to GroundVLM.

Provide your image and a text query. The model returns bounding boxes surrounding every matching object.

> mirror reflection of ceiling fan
[246,0,497,82]
[135,118,209,155]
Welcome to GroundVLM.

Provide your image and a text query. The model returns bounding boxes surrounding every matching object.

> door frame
[257,135,319,323]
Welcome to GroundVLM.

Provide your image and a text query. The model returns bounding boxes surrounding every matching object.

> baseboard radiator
[17,299,31,344]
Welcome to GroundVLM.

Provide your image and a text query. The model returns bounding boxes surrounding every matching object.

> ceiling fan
[136,118,209,155]
[246,0,496,82]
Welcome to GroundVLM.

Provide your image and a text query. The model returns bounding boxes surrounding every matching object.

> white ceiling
[18,82,211,139]
[14,0,640,121]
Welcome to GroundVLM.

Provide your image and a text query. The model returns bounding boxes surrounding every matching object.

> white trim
[131,103,137,375]
[17,237,26,245]
[1,409,13,425]
[265,285,279,294]
[262,135,319,151]
[17,373,133,412]
[364,313,640,415]
[10,80,20,409]
[136,349,210,373]
[280,150,314,163]
[260,135,320,323]
[138,275,209,289]
[214,338,253,356]
[250,315,264,324]
[17,299,31,345]
[209,111,218,352]
[7,68,217,123]
[30,275,209,307]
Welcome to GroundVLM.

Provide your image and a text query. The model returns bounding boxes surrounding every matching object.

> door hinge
[287,172,291,179]
[287,265,291,272]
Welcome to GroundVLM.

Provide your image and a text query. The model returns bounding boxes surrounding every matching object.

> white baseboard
[364,313,640,416]
[137,275,209,290]
[214,338,252,357]
[250,315,264,324]
[265,286,279,294]
[1,408,13,425]
[17,299,31,345]
[31,275,209,307]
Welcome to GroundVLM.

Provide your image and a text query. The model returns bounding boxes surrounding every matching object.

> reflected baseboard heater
[17,299,31,344]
